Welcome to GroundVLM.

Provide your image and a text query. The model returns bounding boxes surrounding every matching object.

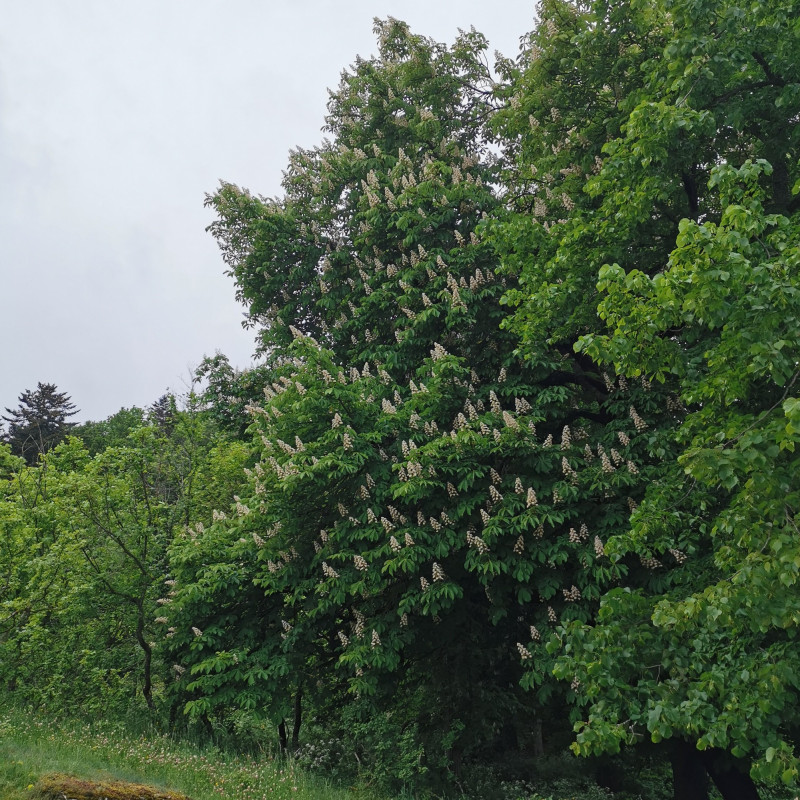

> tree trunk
[134,604,154,710]
[278,719,288,754]
[291,688,302,751]
[700,749,761,800]
[533,716,545,758]
[671,739,710,800]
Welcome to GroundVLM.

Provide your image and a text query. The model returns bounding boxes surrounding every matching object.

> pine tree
[2,382,79,465]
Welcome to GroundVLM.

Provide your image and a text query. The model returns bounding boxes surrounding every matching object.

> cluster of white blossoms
[404,532,415,546]
[466,530,490,554]
[599,446,615,474]
[192,626,203,637]
[322,562,340,579]
[629,406,648,431]
[432,563,445,582]
[380,516,395,533]
[354,555,368,572]
[420,576,430,592]
[517,642,532,660]
[562,457,578,482]
[640,555,662,570]
[527,488,538,508]
[562,585,581,602]
[548,606,557,623]
[430,342,449,360]
[489,485,503,502]
[389,535,401,552]
[154,616,168,625]
[502,411,519,430]
[338,630,350,647]
[332,412,343,428]
[514,535,526,555]
[594,536,605,557]
[530,625,541,642]
[669,548,688,564]
[617,430,631,446]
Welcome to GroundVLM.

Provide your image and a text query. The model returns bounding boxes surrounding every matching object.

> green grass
[0,707,389,800]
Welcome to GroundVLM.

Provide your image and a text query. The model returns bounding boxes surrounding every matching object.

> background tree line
[1,0,798,797]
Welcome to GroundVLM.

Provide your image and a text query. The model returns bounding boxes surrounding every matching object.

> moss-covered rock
[34,773,193,800]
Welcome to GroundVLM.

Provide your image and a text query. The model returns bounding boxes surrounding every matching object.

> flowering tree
[165,19,670,785]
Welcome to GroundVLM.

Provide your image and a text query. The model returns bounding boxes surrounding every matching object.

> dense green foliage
[1,1,799,798]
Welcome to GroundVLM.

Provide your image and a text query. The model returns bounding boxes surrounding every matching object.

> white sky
[1,1,534,422]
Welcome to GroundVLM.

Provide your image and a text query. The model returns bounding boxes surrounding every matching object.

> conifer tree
[2,382,79,465]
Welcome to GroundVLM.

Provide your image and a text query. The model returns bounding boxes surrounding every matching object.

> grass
[0,707,390,800]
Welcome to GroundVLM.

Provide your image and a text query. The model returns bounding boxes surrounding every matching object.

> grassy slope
[0,708,387,800]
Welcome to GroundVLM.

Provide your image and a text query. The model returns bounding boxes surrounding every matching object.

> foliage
[0,408,241,714]
[74,406,146,456]
[193,353,270,438]
[492,0,800,790]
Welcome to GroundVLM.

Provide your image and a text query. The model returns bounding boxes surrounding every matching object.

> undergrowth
[0,706,388,800]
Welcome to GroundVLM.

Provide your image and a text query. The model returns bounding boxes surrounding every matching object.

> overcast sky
[1,1,534,423]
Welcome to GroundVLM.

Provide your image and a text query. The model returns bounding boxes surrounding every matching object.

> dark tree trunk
[134,605,154,710]
[533,716,544,758]
[671,739,710,800]
[700,749,761,800]
[291,688,302,751]
[278,719,288,754]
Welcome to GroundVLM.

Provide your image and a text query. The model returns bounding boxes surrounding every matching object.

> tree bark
[533,716,545,758]
[134,604,154,710]
[278,719,288,754]
[671,739,710,800]
[291,688,302,751]
[700,749,761,800]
